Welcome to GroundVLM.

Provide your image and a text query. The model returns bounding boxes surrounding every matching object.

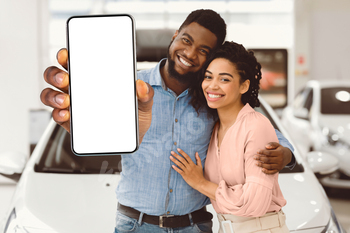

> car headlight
[322,208,344,233]
[3,209,29,233]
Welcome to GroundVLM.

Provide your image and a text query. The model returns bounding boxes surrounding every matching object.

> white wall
[294,0,350,95]
[0,0,49,156]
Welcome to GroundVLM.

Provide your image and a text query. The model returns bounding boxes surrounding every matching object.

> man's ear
[171,30,179,41]
[240,79,250,94]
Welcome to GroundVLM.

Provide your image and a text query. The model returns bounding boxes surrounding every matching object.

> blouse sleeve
[214,113,279,217]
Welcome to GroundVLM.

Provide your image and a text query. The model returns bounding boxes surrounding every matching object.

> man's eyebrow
[183,33,213,52]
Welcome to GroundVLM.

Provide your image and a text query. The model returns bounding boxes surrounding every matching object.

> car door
[282,87,313,156]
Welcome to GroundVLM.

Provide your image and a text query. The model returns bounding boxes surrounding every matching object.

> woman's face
[201,58,249,110]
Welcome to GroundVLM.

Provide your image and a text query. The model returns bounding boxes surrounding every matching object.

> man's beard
[167,43,201,85]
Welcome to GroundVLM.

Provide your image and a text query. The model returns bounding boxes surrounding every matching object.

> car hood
[278,170,330,231]
[14,170,330,232]
[319,114,350,141]
[16,171,120,233]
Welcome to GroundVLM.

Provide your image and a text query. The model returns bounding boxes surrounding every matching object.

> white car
[281,80,350,189]
[0,97,345,233]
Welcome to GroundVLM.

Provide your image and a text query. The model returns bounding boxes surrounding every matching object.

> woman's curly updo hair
[189,41,262,119]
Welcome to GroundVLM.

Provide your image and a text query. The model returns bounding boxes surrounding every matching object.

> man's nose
[184,47,197,61]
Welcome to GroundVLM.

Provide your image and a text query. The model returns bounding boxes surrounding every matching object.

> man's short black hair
[179,9,226,48]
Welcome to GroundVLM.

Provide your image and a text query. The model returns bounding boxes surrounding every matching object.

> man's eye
[200,49,209,56]
[183,38,190,44]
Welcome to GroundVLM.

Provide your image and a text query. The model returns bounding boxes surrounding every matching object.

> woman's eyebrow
[206,70,233,78]
[219,72,233,78]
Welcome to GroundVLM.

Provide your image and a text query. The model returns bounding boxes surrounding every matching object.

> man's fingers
[262,169,279,175]
[265,142,280,149]
[254,155,278,163]
[257,149,277,157]
[43,66,69,93]
[257,162,274,170]
[136,80,154,108]
[52,108,71,133]
[57,48,68,70]
[40,88,70,109]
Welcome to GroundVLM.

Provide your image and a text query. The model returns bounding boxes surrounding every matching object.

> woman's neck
[217,102,245,131]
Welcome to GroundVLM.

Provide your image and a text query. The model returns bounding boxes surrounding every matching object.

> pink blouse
[204,104,286,217]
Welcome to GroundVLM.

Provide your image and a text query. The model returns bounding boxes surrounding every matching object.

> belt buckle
[159,215,175,228]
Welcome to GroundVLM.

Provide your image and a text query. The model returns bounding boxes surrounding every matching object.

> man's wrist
[283,147,292,167]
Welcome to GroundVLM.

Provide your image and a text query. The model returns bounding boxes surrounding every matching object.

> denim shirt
[115,59,294,216]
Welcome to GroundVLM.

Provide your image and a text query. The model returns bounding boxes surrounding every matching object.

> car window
[35,104,303,174]
[293,88,313,110]
[35,126,122,174]
[321,87,350,114]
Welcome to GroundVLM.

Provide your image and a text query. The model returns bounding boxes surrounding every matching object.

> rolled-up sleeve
[214,114,279,217]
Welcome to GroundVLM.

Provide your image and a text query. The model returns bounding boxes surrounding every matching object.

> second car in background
[281,80,350,189]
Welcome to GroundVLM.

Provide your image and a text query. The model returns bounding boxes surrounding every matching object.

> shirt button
[174,142,177,145]
[170,189,173,193]
[175,119,178,123]
[167,211,170,214]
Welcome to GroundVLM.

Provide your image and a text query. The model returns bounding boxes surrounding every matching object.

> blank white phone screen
[67,15,138,155]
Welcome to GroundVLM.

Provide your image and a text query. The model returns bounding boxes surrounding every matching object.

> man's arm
[40,48,154,143]
[253,129,296,174]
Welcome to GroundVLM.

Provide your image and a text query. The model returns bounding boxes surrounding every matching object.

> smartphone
[67,14,138,156]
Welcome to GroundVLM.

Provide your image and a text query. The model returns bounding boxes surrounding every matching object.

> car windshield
[35,104,303,174]
[35,126,122,174]
[321,87,350,114]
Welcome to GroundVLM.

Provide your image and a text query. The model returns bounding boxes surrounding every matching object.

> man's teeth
[179,57,192,67]
[208,94,222,98]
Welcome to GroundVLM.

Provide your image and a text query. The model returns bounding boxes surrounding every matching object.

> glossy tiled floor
[327,188,350,232]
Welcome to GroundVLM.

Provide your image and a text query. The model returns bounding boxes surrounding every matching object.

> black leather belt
[117,203,213,228]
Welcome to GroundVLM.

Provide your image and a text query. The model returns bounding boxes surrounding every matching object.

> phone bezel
[66,14,139,156]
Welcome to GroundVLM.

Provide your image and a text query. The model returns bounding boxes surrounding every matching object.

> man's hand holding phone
[40,48,154,143]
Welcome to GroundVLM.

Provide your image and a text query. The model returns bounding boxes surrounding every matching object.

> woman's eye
[221,78,230,82]
[204,76,212,80]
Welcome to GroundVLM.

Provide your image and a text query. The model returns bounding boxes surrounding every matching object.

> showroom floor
[0,176,349,231]
[327,189,350,232]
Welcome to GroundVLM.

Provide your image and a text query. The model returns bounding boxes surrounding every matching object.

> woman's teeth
[208,93,222,98]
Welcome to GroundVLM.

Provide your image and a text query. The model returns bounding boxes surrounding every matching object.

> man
[41,9,294,233]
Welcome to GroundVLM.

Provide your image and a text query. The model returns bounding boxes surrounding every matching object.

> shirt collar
[148,58,167,90]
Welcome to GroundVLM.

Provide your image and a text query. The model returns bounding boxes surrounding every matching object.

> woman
[170,41,289,233]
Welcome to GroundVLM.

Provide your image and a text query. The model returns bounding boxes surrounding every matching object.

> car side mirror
[294,108,309,120]
[0,151,28,181]
[306,151,338,177]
